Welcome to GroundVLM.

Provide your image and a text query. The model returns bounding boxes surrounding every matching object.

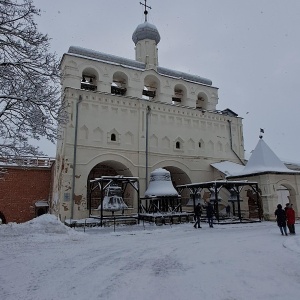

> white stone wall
[53,54,245,220]
[229,173,300,220]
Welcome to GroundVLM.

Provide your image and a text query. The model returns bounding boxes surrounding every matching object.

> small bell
[209,188,222,202]
[98,183,128,211]
[186,193,205,206]
[228,189,242,202]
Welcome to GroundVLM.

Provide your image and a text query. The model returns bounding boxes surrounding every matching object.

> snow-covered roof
[211,161,245,177]
[67,46,212,86]
[220,139,300,177]
[212,139,300,177]
[35,200,49,207]
[239,138,299,175]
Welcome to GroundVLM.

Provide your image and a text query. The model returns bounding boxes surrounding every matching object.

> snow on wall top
[67,46,212,86]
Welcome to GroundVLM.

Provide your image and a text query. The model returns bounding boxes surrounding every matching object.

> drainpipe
[227,120,245,165]
[71,95,82,220]
[145,105,151,189]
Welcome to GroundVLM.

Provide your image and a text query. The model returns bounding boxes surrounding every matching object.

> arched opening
[111,133,116,141]
[164,166,191,205]
[34,200,49,217]
[87,161,133,210]
[143,74,160,100]
[172,84,187,105]
[276,183,297,216]
[0,211,7,224]
[108,129,119,143]
[277,185,290,206]
[81,67,98,91]
[196,92,208,110]
[111,71,128,95]
[174,138,184,150]
[37,208,46,216]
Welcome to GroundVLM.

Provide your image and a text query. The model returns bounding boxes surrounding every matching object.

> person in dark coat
[226,204,231,217]
[206,202,214,228]
[194,203,202,228]
[275,204,288,236]
[286,204,296,234]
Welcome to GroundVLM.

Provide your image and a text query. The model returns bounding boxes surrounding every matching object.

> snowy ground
[1,215,300,300]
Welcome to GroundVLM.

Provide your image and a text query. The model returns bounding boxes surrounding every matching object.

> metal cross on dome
[140,0,152,22]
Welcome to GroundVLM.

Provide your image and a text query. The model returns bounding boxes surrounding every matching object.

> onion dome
[132,22,161,45]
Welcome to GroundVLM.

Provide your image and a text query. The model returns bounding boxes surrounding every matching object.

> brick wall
[0,166,53,223]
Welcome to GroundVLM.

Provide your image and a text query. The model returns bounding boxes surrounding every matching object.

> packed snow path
[0,215,300,300]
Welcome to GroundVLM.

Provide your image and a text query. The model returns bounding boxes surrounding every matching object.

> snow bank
[0,214,82,237]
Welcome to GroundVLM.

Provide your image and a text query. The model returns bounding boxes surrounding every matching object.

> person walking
[286,203,296,234]
[206,202,214,228]
[226,204,231,217]
[194,203,202,228]
[275,204,288,236]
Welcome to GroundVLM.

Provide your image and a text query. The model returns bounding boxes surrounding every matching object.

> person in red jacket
[286,203,296,235]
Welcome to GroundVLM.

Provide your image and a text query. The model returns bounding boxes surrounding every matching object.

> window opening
[176,141,180,149]
[111,133,116,141]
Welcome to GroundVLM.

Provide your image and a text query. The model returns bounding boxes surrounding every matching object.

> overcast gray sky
[33,0,300,162]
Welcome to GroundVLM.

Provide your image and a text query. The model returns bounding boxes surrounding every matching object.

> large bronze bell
[144,168,179,197]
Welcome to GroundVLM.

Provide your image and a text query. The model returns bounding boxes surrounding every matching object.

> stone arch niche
[196,92,208,110]
[87,160,134,210]
[111,71,128,95]
[81,67,98,91]
[143,74,160,100]
[172,84,187,105]
[163,166,191,205]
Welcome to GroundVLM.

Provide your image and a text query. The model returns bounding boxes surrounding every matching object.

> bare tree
[0,0,63,157]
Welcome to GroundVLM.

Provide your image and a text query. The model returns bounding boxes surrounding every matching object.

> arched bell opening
[142,74,160,100]
[81,67,98,91]
[87,161,134,212]
[172,84,187,105]
[111,71,128,95]
[196,92,208,110]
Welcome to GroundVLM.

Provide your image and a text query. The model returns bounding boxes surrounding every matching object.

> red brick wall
[0,166,53,223]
